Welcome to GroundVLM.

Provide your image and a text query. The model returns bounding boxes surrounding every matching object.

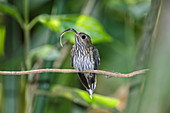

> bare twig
[0,69,149,78]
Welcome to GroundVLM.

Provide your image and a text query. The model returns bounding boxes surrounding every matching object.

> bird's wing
[93,46,100,70]
[78,72,90,89]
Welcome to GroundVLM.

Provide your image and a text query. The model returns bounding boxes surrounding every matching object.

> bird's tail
[78,72,96,99]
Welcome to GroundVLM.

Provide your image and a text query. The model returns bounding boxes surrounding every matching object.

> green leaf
[37,14,112,44]
[51,85,119,108]
[30,45,59,61]
[0,3,23,26]
[0,26,6,56]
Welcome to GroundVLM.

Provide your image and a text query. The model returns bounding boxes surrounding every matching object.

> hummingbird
[59,28,100,99]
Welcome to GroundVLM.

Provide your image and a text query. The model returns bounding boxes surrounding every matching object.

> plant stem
[23,0,31,112]
[24,26,31,69]
[23,0,31,69]
[28,16,40,30]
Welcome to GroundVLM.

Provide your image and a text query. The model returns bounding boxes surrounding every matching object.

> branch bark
[0,69,148,78]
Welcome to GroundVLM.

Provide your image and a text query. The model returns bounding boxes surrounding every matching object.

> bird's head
[59,28,92,47]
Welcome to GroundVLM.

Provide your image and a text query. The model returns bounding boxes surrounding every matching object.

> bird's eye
[81,35,86,39]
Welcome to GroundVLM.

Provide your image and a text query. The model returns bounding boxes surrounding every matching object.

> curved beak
[60,28,79,37]
[59,28,80,47]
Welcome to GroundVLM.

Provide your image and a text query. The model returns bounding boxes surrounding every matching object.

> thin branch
[0,69,149,78]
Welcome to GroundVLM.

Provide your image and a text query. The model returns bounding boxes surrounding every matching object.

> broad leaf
[37,14,112,44]
[50,85,119,108]
[0,3,23,25]
[30,45,59,61]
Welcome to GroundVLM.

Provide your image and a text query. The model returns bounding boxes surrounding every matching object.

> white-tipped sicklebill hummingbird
[59,28,100,99]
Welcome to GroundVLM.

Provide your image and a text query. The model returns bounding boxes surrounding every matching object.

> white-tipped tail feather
[87,89,93,99]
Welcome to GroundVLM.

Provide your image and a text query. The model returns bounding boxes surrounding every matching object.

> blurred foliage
[136,1,170,113]
[0,26,6,56]
[30,45,60,61]
[50,85,119,109]
[2,0,170,113]
[38,14,112,43]
[0,3,23,26]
